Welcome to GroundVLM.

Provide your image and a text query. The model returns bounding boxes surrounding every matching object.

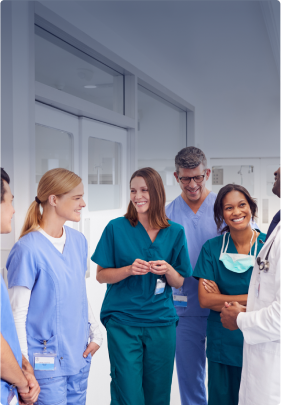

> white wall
[40,0,280,163]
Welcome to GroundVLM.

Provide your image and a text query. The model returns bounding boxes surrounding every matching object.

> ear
[205,169,211,181]
[174,172,179,183]
[48,195,57,207]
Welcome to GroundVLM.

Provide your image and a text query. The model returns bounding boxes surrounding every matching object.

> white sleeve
[88,299,103,347]
[8,286,31,361]
[237,241,280,345]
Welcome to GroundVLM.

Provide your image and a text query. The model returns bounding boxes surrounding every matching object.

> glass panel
[138,85,186,203]
[35,124,73,184]
[211,165,255,195]
[35,26,124,114]
[88,137,121,211]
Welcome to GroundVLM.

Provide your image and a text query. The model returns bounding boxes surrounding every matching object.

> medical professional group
[0,148,280,405]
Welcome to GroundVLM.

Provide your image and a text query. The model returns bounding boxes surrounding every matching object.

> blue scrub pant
[176,316,208,405]
[34,362,91,405]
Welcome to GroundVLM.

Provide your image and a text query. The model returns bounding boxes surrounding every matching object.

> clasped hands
[203,279,246,331]
[17,371,40,405]
[130,258,172,276]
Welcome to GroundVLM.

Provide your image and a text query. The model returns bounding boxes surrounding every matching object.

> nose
[81,198,86,208]
[135,190,143,199]
[232,206,241,216]
[189,178,197,188]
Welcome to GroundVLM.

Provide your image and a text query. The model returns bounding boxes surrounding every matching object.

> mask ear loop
[220,233,227,257]
[224,232,231,254]
[253,230,258,258]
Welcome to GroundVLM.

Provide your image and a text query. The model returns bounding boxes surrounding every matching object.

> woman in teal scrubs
[193,184,266,405]
[92,167,192,405]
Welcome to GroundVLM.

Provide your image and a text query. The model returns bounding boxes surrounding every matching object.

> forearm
[88,299,103,346]
[1,334,28,388]
[166,267,184,288]
[200,293,248,312]
[22,355,34,375]
[96,265,131,284]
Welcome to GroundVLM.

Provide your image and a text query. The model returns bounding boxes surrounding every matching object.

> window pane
[88,137,121,211]
[212,165,255,195]
[138,85,186,203]
[35,26,124,114]
[35,124,73,184]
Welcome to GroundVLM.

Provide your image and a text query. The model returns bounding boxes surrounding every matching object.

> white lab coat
[237,222,280,405]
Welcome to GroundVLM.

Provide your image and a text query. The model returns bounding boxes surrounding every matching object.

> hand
[19,371,40,404]
[149,260,172,275]
[202,279,221,294]
[220,301,246,330]
[83,342,100,358]
[129,259,150,276]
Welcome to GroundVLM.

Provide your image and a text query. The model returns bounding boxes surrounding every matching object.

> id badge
[154,278,166,295]
[8,388,18,405]
[255,273,261,298]
[34,352,56,371]
[173,294,188,307]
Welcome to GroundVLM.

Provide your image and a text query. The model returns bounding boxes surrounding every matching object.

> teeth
[233,217,245,222]
[136,202,146,206]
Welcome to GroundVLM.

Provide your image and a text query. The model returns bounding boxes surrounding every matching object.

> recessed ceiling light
[84,85,97,89]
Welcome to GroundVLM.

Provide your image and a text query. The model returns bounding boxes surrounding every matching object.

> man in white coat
[220,167,280,405]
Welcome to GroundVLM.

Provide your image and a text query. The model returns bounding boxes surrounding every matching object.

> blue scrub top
[193,231,266,367]
[166,192,220,316]
[7,227,90,379]
[1,276,22,405]
[91,217,192,327]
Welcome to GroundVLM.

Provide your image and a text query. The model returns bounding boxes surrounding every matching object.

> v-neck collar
[179,192,213,218]
[136,221,164,247]
[36,226,69,258]
[226,231,261,255]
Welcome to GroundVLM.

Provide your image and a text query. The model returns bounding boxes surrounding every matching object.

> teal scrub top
[91,217,192,327]
[193,231,266,367]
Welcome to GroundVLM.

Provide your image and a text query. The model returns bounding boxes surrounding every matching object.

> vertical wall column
[1,1,35,269]
[11,1,35,241]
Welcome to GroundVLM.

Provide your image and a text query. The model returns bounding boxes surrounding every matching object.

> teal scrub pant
[208,360,242,405]
[106,319,176,405]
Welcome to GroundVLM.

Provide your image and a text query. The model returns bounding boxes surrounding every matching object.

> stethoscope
[256,238,275,272]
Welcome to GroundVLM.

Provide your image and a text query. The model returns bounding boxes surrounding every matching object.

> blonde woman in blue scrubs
[92,167,192,405]
[193,184,266,405]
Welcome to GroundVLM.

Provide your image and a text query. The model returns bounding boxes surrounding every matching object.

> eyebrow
[72,194,83,197]
[224,199,246,206]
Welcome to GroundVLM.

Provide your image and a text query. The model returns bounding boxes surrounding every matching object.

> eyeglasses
[178,173,206,185]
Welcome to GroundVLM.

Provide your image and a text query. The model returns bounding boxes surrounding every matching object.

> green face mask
[219,231,258,273]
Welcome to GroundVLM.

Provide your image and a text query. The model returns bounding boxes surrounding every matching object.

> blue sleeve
[171,228,193,278]
[6,242,37,290]
[193,241,215,281]
[91,222,115,268]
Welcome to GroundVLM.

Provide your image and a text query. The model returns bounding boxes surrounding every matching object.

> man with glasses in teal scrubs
[166,147,219,405]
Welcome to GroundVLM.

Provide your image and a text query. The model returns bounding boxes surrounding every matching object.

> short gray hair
[175,147,207,172]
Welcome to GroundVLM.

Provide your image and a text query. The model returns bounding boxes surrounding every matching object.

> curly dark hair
[214,184,258,233]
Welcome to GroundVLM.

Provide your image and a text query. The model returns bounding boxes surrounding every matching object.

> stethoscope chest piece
[257,257,270,272]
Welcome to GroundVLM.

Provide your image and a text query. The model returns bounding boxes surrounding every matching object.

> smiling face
[174,164,211,203]
[222,190,252,232]
[272,167,280,198]
[53,182,86,222]
[130,176,150,215]
[0,181,15,234]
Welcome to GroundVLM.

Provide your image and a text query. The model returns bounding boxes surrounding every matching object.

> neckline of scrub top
[136,220,165,247]
[226,230,261,255]
[35,226,69,259]
[179,191,215,218]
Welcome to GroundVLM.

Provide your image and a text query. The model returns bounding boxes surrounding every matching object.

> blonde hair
[20,168,82,239]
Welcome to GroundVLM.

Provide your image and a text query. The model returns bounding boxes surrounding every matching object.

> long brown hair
[125,167,170,229]
[20,168,82,238]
